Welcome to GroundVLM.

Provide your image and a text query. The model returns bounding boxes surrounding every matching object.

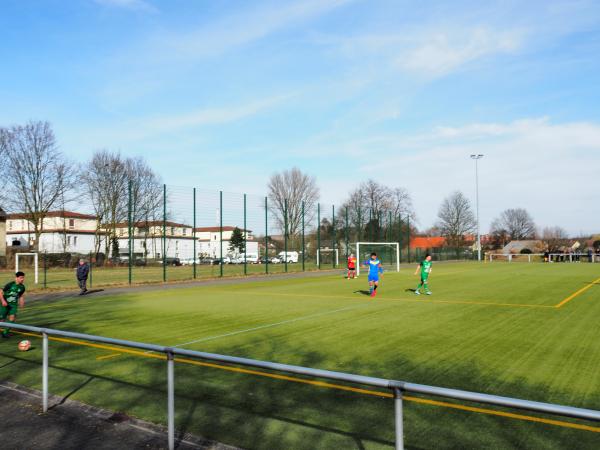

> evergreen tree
[229,227,246,254]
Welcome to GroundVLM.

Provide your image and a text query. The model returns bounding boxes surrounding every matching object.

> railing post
[394,388,404,450]
[167,351,175,450]
[42,332,48,413]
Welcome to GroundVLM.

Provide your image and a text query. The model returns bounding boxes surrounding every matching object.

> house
[112,222,258,259]
[6,211,104,254]
[502,240,543,254]
[410,237,446,249]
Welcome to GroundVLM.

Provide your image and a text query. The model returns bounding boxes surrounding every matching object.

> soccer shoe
[426,291,432,295]
[371,291,376,298]
[415,290,421,295]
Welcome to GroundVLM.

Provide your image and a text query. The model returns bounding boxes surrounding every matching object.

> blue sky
[2,0,600,234]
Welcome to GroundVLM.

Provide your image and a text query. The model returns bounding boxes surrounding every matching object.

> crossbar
[2,322,600,449]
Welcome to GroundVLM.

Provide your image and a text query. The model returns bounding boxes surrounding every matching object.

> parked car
[180,258,201,266]
[269,256,282,264]
[164,257,182,266]
[278,251,299,263]
[133,258,147,267]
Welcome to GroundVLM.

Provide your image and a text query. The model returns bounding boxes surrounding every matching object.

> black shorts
[348,266,356,271]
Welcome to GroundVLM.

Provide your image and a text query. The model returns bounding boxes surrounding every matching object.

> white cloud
[294,118,600,235]
[94,0,158,13]
[397,27,523,78]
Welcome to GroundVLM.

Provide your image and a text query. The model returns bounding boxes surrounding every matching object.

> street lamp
[470,154,484,261]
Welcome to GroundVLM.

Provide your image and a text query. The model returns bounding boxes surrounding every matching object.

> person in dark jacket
[76,259,89,295]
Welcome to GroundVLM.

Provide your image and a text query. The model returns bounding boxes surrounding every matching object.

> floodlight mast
[470,154,484,262]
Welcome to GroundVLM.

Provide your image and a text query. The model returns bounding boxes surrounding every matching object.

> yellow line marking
[555,277,600,309]
[11,331,600,433]
[239,290,554,309]
[96,353,122,361]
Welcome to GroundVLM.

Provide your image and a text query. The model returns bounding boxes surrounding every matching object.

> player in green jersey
[1,271,26,338]
[414,254,432,295]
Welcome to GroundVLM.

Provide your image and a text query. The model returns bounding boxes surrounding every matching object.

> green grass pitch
[1,262,599,449]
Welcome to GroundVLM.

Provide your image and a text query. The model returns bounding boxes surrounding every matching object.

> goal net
[316,248,339,266]
[15,252,39,284]
[355,242,400,277]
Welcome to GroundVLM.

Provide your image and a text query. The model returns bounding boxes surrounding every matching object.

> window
[73,236,78,246]
[170,227,175,235]
[182,228,187,236]
[8,221,12,231]
[119,228,124,237]
[67,236,71,245]
[68,219,75,229]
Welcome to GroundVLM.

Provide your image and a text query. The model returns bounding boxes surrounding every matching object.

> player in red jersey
[347,253,357,279]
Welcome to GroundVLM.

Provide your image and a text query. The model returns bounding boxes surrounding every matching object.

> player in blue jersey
[363,252,383,298]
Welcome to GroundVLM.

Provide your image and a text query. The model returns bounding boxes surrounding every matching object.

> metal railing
[2,322,600,449]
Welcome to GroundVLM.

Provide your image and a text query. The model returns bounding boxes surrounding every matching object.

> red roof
[7,211,97,220]
[194,226,250,232]
[410,237,446,249]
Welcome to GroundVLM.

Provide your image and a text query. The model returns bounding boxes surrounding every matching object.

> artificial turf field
[1,261,600,449]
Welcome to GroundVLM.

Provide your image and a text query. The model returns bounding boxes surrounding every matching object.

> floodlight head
[470,154,484,159]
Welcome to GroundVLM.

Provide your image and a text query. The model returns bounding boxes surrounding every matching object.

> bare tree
[1,121,75,250]
[340,180,415,241]
[542,226,569,252]
[491,208,536,241]
[81,150,128,256]
[436,191,476,250]
[267,167,319,236]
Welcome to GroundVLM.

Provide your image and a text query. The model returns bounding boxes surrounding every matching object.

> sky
[1,0,600,235]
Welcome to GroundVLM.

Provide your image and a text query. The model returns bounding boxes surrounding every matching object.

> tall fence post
[219,190,223,278]
[89,251,93,288]
[264,197,269,274]
[317,203,321,269]
[395,388,404,450]
[345,207,349,263]
[301,201,305,271]
[332,205,336,268]
[163,184,167,282]
[193,188,197,279]
[128,180,132,285]
[406,215,411,264]
[43,251,47,289]
[284,199,288,273]
[357,205,362,243]
[42,332,48,413]
[398,213,402,263]
[243,194,247,276]
[167,351,175,450]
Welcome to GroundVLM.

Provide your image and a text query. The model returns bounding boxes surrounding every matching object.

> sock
[369,285,373,293]
[424,282,429,291]
[416,283,422,291]
[374,285,378,291]
[2,319,14,336]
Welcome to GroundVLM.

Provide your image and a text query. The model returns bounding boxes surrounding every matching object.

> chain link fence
[4,184,475,290]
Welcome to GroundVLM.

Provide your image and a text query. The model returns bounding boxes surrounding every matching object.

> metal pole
[43,251,47,289]
[332,205,336,268]
[167,351,175,450]
[394,388,404,450]
[265,197,269,274]
[407,215,411,264]
[317,203,321,269]
[301,201,305,271]
[128,180,132,285]
[471,154,484,261]
[284,199,288,273]
[193,188,197,279]
[219,190,223,278]
[89,251,92,288]
[345,207,349,263]
[42,332,48,413]
[163,184,167,282]
[243,194,247,276]
[398,213,402,263]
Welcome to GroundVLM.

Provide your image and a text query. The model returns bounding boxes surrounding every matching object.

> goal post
[355,242,400,277]
[15,252,39,284]
[316,248,339,267]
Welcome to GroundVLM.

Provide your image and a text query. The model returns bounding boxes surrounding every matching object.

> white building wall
[7,232,100,254]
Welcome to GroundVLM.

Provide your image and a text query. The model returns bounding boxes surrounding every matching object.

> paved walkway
[0,381,239,450]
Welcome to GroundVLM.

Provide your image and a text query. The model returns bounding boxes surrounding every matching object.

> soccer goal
[15,252,39,284]
[355,242,400,277]
[488,253,596,263]
[316,248,339,266]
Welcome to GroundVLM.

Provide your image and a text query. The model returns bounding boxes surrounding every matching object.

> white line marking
[172,303,368,349]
